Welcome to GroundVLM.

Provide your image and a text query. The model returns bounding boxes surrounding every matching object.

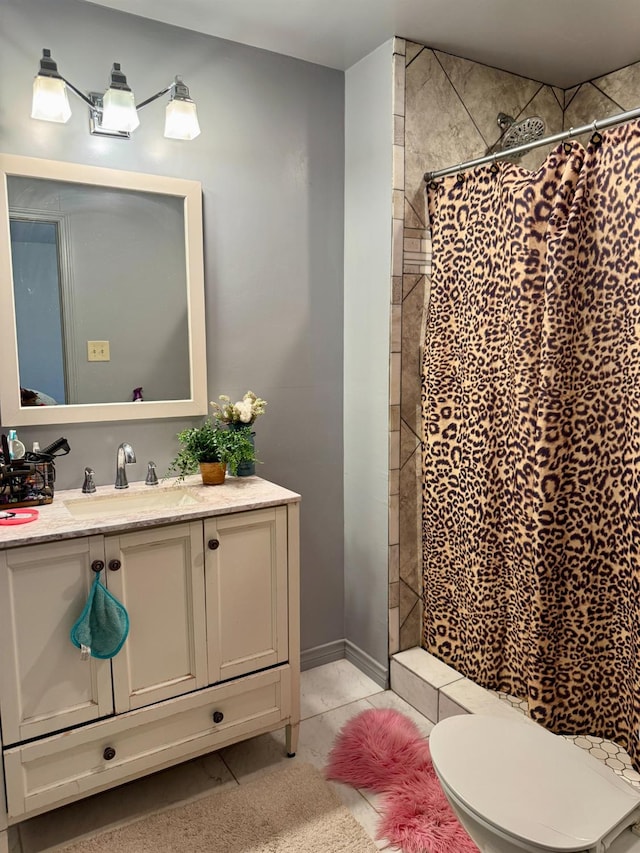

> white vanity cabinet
[0,478,300,844]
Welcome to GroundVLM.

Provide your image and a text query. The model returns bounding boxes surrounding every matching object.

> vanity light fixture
[31,49,201,141]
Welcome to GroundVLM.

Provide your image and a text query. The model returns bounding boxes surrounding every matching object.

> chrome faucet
[115,442,136,489]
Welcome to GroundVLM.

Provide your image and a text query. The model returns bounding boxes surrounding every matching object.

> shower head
[490,112,546,160]
[500,113,545,148]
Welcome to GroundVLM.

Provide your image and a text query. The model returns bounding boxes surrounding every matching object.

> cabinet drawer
[4,666,291,819]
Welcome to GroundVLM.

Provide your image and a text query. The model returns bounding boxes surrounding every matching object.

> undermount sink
[64,487,203,519]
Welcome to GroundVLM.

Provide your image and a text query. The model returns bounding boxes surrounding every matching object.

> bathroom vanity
[0,476,300,850]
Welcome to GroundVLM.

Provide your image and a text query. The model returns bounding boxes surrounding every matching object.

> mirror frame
[0,154,207,425]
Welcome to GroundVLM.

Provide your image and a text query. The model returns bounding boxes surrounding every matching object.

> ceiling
[82,0,640,89]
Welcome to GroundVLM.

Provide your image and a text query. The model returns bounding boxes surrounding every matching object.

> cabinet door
[107,522,207,713]
[204,506,288,684]
[0,538,113,744]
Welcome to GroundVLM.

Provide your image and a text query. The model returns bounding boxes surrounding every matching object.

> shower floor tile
[497,689,640,788]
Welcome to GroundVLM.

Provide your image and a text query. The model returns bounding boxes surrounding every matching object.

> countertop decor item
[227,422,256,477]
[210,391,266,477]
[199,460,226,485]
[210,390,267,426]
[167,416,256,483]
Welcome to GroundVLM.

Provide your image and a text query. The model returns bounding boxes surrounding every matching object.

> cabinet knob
[103,746,116,761]
[91,560,105,573]
[212,711,224,724]
[208,539,220,550]
[108,559,122,572]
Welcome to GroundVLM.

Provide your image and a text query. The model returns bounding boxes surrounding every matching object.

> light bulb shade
[164,99,201,140]
[101,87,140,132]
[31,75,71,123]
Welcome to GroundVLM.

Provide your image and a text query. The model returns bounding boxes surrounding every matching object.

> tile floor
[11,660,428,853]
[10,654,640,852]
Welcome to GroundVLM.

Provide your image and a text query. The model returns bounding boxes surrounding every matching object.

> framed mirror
[0,154,207,425]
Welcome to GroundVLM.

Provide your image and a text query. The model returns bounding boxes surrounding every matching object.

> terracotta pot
[199,461,226,485]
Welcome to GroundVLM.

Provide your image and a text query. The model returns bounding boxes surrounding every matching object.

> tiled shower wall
[389,39,640,655]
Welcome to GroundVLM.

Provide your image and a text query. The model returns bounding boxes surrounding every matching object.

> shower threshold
[391,647,640,789]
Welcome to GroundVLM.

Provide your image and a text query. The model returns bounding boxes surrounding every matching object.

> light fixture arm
[60,78,180,116]
[58,75,96,109]
[135,85,173,112]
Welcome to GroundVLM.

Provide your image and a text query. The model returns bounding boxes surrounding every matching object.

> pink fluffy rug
[325,708,479,853]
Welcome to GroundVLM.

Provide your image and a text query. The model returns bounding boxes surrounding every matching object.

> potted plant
[210,390,267,476]
[167,417,257,485]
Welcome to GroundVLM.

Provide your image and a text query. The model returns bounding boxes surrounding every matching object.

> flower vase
[229,422,256,476]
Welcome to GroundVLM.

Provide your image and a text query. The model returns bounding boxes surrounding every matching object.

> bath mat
[58,762,378,852]
[326,708,479,853]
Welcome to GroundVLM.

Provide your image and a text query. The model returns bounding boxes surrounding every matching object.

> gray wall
[1,0,345,657]
[344,42,393,683]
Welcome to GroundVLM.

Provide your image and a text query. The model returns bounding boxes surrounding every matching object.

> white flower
[236,400,254,422]
[210,390,267,424]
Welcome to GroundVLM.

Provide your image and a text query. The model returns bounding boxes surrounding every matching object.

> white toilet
[429,714,640,853]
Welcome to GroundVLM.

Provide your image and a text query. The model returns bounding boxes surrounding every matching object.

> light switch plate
[87,340,110,362]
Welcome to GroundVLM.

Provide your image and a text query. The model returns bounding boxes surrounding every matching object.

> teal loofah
[70,573,129,659]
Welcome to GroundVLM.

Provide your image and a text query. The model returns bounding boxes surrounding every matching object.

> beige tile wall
[389,41,640,654]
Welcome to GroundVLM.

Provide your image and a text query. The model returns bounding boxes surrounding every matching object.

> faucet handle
[145,461,159,486]
[82,467,96,494]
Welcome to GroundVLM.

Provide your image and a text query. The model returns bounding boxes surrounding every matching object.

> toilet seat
[429,715,640,851]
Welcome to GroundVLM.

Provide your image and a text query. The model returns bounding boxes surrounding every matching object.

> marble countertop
[0,475,300,548]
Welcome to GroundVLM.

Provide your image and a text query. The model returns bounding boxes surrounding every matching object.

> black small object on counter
[0,436,71,509]
[37,436,71,459]
[1,434,10,465]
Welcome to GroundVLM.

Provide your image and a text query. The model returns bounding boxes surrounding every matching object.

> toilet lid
[429,715,640,851]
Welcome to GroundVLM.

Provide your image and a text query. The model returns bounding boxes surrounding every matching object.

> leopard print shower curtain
[422,120,640,768]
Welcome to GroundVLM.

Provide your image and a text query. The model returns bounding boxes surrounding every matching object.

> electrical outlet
[87,340,110,362]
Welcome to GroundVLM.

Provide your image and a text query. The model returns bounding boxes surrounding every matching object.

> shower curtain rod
[423,105,640,183]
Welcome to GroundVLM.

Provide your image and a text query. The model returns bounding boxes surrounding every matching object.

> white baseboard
[301,639,389,689]
[345,640,389,688]
[301,640,345,671]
